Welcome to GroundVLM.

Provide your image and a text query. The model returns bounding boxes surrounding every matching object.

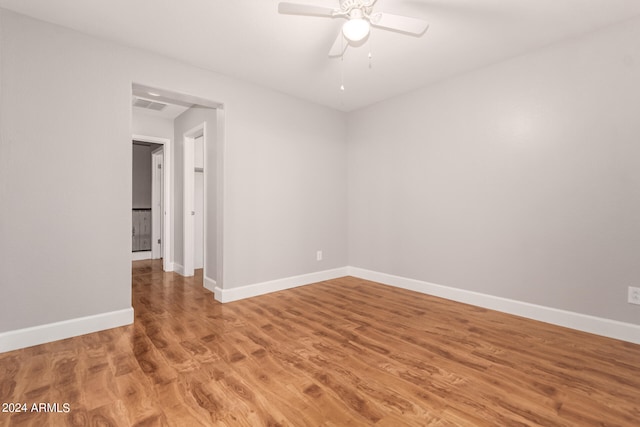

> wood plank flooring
[1,259,639,426]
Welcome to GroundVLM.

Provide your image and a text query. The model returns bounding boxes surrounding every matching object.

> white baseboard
[173,263,185,276]
[347,267,640,345]
[0,308,134,353]
[204,276,217,293]
[132,251,152,261]
[213,267,349,303]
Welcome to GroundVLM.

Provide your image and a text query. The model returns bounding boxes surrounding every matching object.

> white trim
[213,267,349,303]
[204,276,217,293]
[132,134,171,272]
[347,267,640,345]
[132,251,152,261]
[132,134,169,145]
[215,109,225,288]
[0,308,134,353]
[174,263,185,276]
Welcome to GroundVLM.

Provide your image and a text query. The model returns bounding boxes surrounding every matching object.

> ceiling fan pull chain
[339,49,345,107]
[368,33,373,69]
[340,36,346,92]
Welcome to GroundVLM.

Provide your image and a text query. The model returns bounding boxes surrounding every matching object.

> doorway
[132,82,224,291]
[178,108,220,292]
[183,123,206,278]
[132,135,171,272]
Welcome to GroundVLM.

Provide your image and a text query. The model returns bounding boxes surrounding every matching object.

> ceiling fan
[278,0,429,57]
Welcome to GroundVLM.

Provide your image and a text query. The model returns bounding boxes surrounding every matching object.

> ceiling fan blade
[370,12,429,35]
[278,2,336,17]
[328,31,348,57]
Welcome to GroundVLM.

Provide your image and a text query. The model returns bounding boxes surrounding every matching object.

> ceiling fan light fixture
[342,9,370,42]
[343,18,370,42]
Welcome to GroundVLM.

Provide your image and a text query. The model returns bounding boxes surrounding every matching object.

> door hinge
[158,164,162,169]
[158,239,161,244]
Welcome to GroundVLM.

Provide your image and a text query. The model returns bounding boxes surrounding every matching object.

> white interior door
[183,135,195,276]
[151,148,164,260]
[194,136,204,269]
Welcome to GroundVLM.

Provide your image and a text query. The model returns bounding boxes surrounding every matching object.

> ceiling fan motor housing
[340,0,374,15]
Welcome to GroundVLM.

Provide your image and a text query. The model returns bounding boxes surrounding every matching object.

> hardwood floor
[1,260,639,426]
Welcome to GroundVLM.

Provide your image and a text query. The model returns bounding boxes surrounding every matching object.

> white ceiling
[2,0,640,112]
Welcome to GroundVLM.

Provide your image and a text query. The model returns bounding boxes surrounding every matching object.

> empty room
[1,1,639,426]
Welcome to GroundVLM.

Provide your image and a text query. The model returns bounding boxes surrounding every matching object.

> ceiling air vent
[133,97,167,111]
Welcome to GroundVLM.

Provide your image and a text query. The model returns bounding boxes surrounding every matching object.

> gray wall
[224,97,347,287]
[347,17,640,325]
[0,10,132,331]
[0,9,348,333]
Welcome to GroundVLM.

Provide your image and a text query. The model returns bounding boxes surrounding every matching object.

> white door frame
[151,147,164,260]
[183,122,207,278]
[132,134,172,272]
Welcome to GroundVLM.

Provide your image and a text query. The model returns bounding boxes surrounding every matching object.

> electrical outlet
[316,250,323,261]
[629,287,640,305]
